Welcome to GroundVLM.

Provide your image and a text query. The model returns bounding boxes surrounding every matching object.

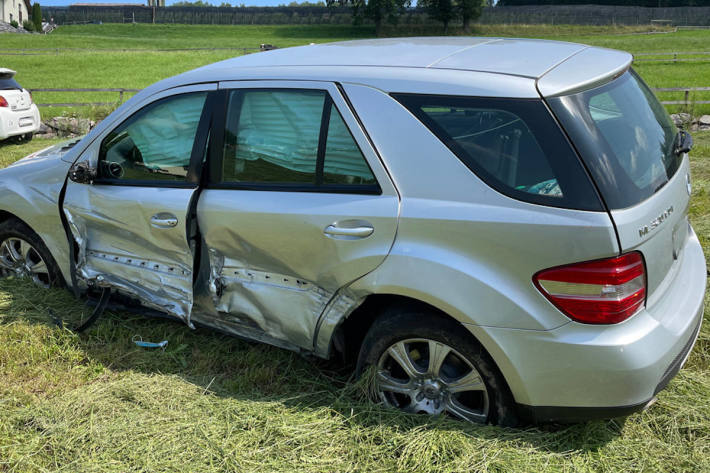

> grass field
[0,23,709,472]
[0,133,707,472]
[1,23,709,118]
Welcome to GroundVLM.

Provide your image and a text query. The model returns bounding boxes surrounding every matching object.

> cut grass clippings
[0,23,708,472]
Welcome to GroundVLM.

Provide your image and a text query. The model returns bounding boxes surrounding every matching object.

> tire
[356,307,517,426]
[23,132,34,142]
[0,218,63,288]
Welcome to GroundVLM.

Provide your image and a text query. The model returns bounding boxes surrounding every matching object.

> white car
[0,68,40,142]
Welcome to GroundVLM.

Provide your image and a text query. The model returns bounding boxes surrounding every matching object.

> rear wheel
[357,308,517,426]
[0,218,62,288]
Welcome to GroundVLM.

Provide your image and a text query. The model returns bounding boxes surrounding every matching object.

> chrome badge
[638,205,674,238]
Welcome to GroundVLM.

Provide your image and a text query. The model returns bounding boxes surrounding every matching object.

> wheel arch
[327,292,525,405]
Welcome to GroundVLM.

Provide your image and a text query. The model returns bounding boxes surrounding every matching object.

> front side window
[548,71,679,210]
[220,89,378,191]
[99,92,207,183]
[394,94,602,211]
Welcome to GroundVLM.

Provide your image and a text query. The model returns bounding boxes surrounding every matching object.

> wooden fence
[653,86,710,105]
[29,86,710,108]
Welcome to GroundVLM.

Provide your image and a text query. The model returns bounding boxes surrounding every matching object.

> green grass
[0,138,65,168]
[2,24,709,118]
[0,131,709,472]
[0,24,709,472]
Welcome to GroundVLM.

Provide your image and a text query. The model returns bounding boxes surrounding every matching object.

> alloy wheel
[0,237,51,288]
[376,338,490,423]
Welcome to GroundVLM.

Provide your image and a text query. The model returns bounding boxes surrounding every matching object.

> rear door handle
[324,223,374,239]
[150,213,178,228]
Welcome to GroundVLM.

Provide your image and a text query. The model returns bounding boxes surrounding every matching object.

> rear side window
[219,88,378,192]
[548,71,679,210]
[0,77,21,90]
[394,94,603,211]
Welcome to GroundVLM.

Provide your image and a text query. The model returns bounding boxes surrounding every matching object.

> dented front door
[192,81,399,350]
[62,84,216,324]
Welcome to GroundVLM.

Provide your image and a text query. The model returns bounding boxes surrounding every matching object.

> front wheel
[356,308,517,426]
[0,218,62,288]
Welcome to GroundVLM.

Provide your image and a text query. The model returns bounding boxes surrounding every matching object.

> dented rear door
[192,81,399,350]
[62,84,217,325]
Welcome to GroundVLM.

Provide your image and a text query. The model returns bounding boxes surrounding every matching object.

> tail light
[0,96,8,108]
[533,252,646,324]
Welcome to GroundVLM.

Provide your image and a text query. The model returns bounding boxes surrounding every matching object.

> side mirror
[675,130,693,156]
[68,161,97,184]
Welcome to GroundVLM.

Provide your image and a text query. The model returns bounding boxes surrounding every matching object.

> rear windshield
[394,94,603,211]
[0,77,21,91]
[548,71,680,210]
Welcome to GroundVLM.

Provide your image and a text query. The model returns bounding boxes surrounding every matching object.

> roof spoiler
[0,68,17,79]
[537,47,633,98]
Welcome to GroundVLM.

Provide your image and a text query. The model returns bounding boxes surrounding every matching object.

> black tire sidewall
[0,218,63,287]
[357,308,517,426]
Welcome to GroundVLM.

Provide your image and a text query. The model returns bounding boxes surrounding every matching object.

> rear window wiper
[674,130,693,156]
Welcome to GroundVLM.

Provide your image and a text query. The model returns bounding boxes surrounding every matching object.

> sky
[39,0,316,6]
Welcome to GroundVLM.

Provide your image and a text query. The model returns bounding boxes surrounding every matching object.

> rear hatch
[547,69,692,310]
[0,68,32,112]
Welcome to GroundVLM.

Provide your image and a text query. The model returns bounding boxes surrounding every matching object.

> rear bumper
[466,226,706,422]
[0,105,41,140]
[515,314,702,423]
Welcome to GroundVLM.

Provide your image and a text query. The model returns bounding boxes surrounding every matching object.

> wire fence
[634,51,710,63]
[38,5,710,27]
[0,46,263,57]
[30,88,140,107]
[28,86,710,108]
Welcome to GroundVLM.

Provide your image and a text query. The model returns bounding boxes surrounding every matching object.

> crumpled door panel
[192,189,399,350]
[63,182,197,324]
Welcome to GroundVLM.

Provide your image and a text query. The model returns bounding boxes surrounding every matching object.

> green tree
[458,0,482,32]
[172,0,213,6]
[330,0,410,36]
[422,0,456,34]
[32,3,42,32]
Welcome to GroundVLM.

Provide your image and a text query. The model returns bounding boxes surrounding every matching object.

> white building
[0,0,32,25]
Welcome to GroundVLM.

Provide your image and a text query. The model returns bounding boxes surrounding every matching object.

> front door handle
[324,222,374,239]
[150,213,178,228]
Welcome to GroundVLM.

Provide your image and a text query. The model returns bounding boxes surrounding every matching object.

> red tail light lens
[0,96,8,108]
[533,252,646,324]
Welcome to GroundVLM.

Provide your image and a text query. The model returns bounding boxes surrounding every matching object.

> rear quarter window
[393,94,603,211]
[0,78,22,90]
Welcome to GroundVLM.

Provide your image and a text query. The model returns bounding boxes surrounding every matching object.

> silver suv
[0,38,705,425]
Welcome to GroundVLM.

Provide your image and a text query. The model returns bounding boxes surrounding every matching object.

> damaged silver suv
[0,38,705,425]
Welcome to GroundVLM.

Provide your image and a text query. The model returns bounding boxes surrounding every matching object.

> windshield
[0,77,22,91]
[548,70,680,210]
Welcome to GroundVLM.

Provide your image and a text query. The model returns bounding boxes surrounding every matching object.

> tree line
[497,0,710,6]
[327,0,486,34]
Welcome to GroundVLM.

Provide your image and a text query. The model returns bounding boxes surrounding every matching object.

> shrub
[22,20,34,31]
[9,20,19,28]
[32,3,42,32]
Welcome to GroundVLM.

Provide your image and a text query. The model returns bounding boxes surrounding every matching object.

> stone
[698,115,710,126]
[670,113,692,127]
[45,117,91,137]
